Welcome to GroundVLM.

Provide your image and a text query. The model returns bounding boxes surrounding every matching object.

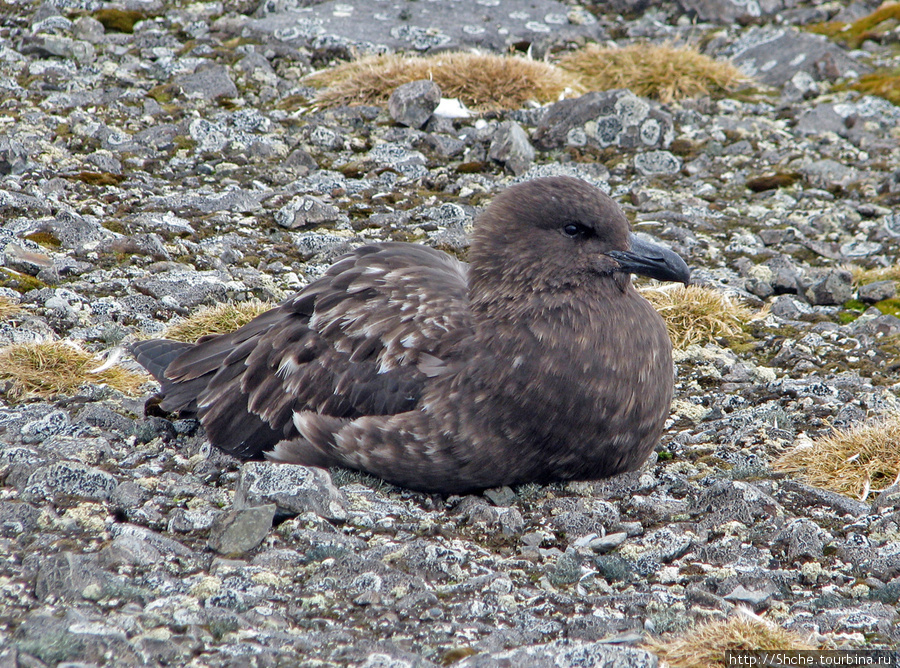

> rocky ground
[2,0,900,666]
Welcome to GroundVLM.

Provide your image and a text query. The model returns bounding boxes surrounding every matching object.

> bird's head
[469,176,690,302]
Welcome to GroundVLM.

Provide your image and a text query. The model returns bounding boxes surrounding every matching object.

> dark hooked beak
[605,233,691,285]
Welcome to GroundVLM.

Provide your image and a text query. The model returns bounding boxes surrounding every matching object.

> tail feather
[129,340,195,382]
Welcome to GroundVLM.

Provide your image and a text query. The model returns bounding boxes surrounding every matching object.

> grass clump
[849,69,900,106]
[0,341,147,402]
[640,285,759,349]
[849,264,900,287]
[645,614,816,667]
[0,296,23,319]
[808,3,900,49]
[774,414,900,500]
[305,52,583,112]
[163,300,274,343]
[557,43,747,103]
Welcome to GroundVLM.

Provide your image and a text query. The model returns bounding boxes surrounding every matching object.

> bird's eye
[563,223,591,238]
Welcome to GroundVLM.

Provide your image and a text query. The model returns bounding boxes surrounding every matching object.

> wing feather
[133,242,472,459]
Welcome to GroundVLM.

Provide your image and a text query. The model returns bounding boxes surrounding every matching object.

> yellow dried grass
[774,414,900,499]
[305,52,583,111]
[0,296,23,319]
[645,614,817,668]
[558,43,747,103]
[0,341,147,402]
[163,300,275,343]
[640,284,759,349]
[848,264,900,286]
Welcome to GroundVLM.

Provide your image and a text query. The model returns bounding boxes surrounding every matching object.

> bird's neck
[469,273,632,325]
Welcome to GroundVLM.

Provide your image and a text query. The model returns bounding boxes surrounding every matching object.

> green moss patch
[93,8,147,33]
[808,3,900,49]
[850,69,900,106]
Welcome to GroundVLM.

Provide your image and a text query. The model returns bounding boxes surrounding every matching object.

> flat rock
[23,461,118,502]
[234,461,348,521]
[458,640,658,668]
[677,0,794,23]
[249,0,602,54]
[174,63,238,100]
[725,27,870,88]
[207,504,277,555]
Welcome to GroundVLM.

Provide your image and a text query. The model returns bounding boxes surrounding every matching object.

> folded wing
[131,243,472,458]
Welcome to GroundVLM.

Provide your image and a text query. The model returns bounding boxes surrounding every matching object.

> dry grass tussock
[163,300,275,343]
[774,414,900,500]
[645,614,817,668]
[0,341,147,402]
[305,52,583,111]
[848,264,900,286]
[0,296,23,319]
[557,43,747,103]
[640,284,759,349]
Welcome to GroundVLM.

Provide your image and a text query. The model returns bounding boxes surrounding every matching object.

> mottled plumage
[131,177,690,494]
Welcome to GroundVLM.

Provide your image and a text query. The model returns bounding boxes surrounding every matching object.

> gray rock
[691,480,782,527]
[152,188,267,213]
[873,485,900,511]
[208,504,276,555]
[804,268,853,306]
[534,90,673,152]
[35,552,126,602]
[724,583,775,610]
[773,518,829,562]
[234,461,348,521]
[24,461,118,502]
[795,103,849,137]
[275,195,343,229]
[132,270,229,309]
[777,480,870,518]
[457,639,657,668]
[771,294,811,319]
[858,281,896,304]
[725,27,870,88]
[488,121,535,176]
[589,532,628,553]
[634,150,682,177]
[800,159,861,190]
[0,500,41,538]
[73,15,105,42]
[388,79,441,129]
[367,142,428,180]
[175,63,238,100]
[0,135,29,175]
[678,0,791,23]
[483,486,517,506]
[841,240,882,259]
[418,133,466,158]
[249,0,601,55]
